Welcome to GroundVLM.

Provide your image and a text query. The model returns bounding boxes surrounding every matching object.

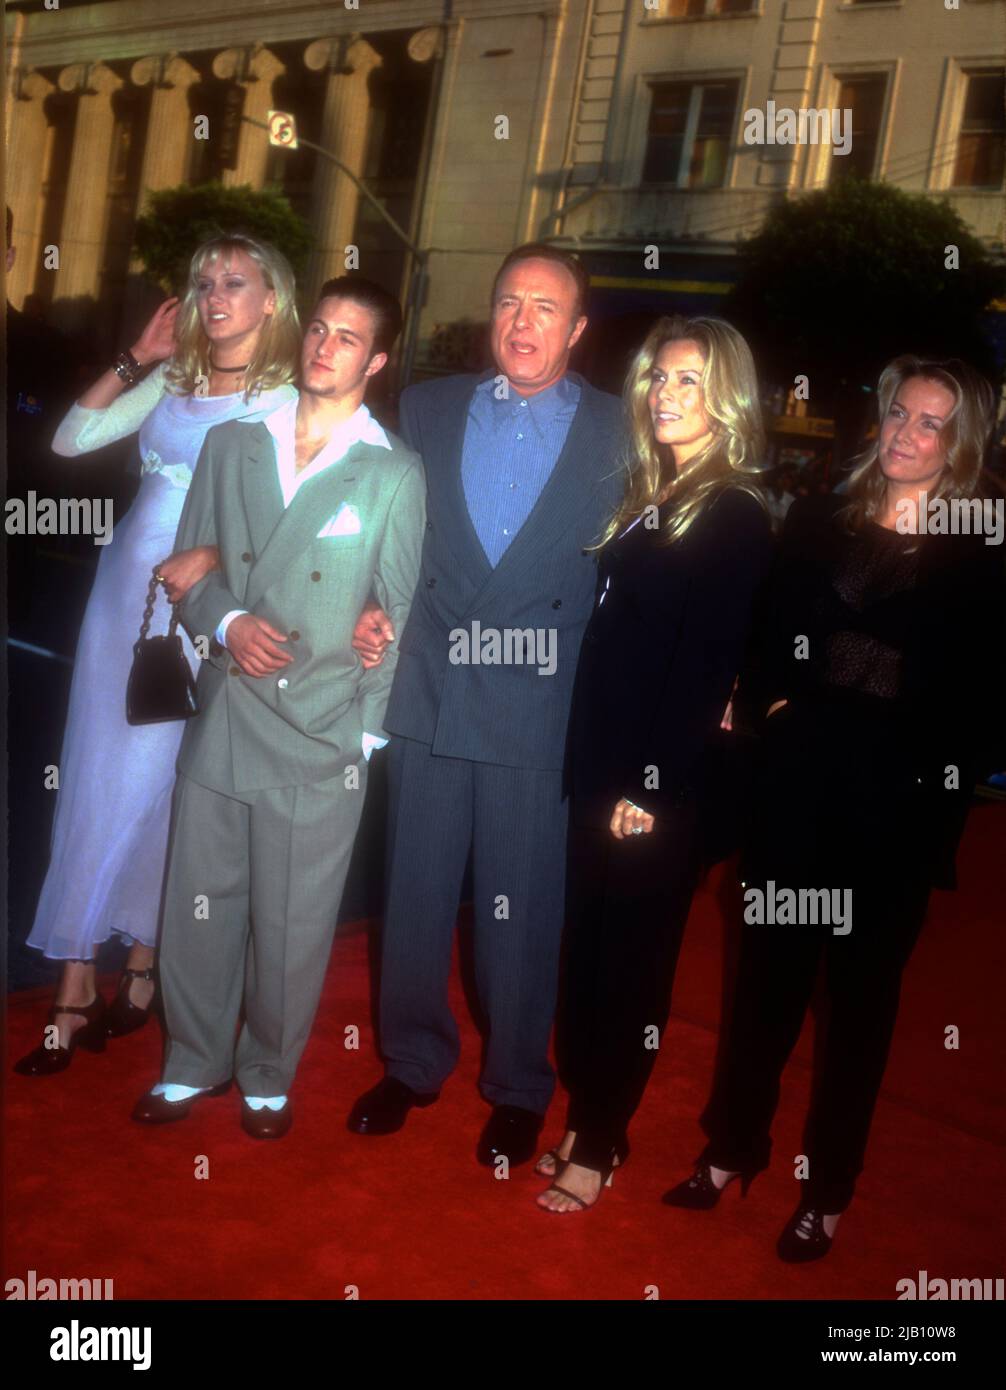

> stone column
[6,69,55,306]
[131,54,201,209]
[212,44,285,188]
[52,62,123,325]
[303,35,382,298]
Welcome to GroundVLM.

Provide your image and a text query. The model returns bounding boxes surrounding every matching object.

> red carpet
[5,803,1004,1301]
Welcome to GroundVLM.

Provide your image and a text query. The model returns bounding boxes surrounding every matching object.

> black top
[565,486,774,828]
[814,519,920,701]
[736,493,1006,889]
[739,493,1006,767]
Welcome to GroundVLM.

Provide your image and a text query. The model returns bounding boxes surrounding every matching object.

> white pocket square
[317,502,361,538]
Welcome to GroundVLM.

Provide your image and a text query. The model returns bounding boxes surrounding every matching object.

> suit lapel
[243,441,378,610]
[238,424,286,561]
[435,373,495,590]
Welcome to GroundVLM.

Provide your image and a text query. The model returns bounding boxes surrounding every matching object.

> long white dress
[27,366,296,960]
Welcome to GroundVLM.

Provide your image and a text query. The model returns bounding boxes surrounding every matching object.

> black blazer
[565,487,774,831]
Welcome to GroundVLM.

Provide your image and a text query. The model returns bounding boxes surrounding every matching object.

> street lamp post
[241,113,428,394]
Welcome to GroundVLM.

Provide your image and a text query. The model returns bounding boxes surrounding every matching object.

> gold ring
[155,573,166,583]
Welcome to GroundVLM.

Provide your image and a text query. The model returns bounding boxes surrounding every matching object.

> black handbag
[125,566,198,725]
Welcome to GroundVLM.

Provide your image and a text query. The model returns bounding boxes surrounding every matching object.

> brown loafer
[131,1080,232,1123]
[240,1099,293,1140]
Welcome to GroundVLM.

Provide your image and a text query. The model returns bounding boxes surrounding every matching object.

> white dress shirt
[215,395,392,761]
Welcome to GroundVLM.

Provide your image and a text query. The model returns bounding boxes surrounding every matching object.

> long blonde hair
[164,234,300,401]
[597,314,769,548]
[840,355,996,531]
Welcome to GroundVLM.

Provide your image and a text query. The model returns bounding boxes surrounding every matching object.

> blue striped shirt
[461,374,580,567]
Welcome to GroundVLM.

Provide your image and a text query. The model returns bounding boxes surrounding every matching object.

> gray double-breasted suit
[158,411,426,1097]
[377,369,625,1112]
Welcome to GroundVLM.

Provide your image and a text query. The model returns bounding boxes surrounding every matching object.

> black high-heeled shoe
[662,1160,755,1209]
[106,967,157,1038]
[777,1204,835,1263]
[13,996,108,1076]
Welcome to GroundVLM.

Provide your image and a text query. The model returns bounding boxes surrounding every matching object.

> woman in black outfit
[666,355,1006,1260]
[536,314,773,1213]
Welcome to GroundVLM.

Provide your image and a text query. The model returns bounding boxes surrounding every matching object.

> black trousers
[699,877,931,1213]
[555,806,701,1171]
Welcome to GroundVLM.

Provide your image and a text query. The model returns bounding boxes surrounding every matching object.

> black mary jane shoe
[662,1160,754,1210]
[777,1204,835,1263]
[106,966,157,1038]
[13,996,108,1076]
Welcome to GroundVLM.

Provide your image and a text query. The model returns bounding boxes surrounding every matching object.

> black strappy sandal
[535,1137,628,1179]
[537,1139,629,1213]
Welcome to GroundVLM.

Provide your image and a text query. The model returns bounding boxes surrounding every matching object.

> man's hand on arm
[225,614,293,678]
[352,602,394,669]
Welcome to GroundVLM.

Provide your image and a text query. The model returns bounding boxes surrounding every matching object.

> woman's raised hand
[131,297,180,367]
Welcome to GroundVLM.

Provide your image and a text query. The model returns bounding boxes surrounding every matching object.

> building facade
[4,0,1005,376]
[551,0,1004,384]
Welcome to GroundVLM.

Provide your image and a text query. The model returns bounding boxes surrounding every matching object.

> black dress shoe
[777,1204,836,1263]
[241,1099,293,1140]
[14,996,108,1076]
[347,1076,439,1135]
[477,1105,544,1168]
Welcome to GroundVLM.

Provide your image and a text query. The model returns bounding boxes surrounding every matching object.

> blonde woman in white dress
[15,234,300,1077]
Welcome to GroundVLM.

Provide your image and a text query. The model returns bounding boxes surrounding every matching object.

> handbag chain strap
[139,565,179,641]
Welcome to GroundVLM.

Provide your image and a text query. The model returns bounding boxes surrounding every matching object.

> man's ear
[5,245,16,275]
[567,314,588,351]
[364,351,388,379]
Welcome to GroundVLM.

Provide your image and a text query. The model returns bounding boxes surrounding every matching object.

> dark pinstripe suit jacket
[384,369,625,770]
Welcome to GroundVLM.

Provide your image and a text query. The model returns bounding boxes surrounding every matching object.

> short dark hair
[6,205,13,249]
[491,243,590,319]
[315,276,403,356]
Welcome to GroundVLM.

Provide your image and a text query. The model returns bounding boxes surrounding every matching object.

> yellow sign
[267,111,298,149]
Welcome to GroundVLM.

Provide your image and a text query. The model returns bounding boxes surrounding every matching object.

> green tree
[723,178,1005,462]
[133,183,313,293]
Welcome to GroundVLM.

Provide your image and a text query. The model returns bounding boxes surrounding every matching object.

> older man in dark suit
[348,245,625,1166]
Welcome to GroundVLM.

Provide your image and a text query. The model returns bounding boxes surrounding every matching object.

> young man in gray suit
[133,278,426,1139]
[348,245,625,1166]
